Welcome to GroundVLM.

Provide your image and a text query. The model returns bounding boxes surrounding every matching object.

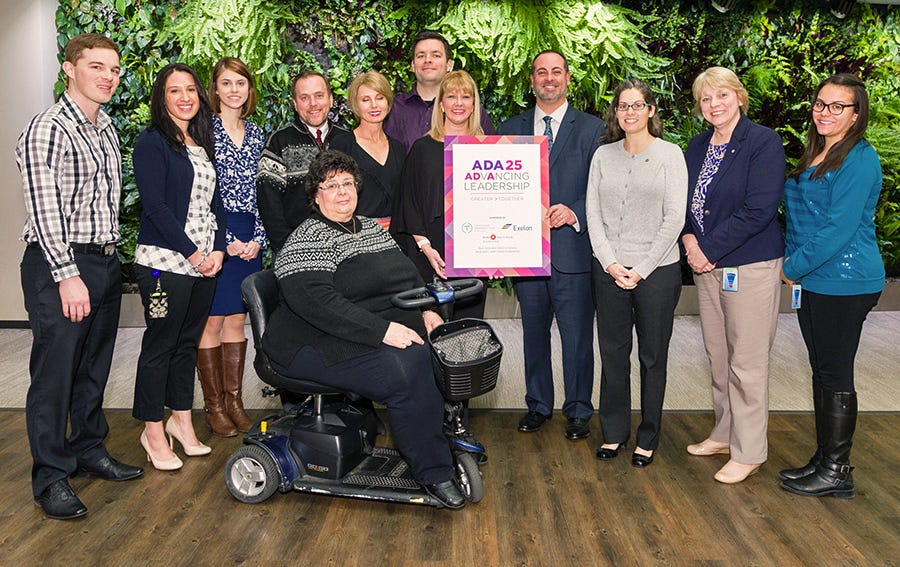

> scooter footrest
[343,474,419,490]
[341,447,420,489]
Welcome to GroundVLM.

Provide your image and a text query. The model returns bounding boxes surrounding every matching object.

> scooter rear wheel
[225,445,282,503]
[454,452,483,503]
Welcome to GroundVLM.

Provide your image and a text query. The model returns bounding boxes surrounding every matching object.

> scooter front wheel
[225,444,282,503]
[454,452,483,503]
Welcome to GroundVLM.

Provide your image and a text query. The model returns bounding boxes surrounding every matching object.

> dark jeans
[21,247,122,496]
[797,289,881,393]
[593,260,681,451]
[133,266,216,422]
[273,343,453,485]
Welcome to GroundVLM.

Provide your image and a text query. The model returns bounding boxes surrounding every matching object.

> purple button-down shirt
[383,84,495,152]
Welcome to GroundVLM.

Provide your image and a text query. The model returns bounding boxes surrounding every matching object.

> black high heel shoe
[596,441,627,460]
[631,450,654,467]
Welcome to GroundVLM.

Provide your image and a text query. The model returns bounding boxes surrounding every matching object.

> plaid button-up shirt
[17,92,121,282]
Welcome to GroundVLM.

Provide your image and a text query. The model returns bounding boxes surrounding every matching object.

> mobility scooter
[224,270,502,508]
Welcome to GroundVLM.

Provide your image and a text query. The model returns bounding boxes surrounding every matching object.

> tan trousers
[694,258,782,464]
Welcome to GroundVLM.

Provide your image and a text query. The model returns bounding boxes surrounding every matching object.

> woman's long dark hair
[149,62,215,160]
[604,79,663,143]
[790,73,869,180]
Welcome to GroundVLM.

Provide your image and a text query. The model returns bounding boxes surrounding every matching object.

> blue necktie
[543,115,554,152]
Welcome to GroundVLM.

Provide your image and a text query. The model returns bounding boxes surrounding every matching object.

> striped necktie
[542,115,554,152]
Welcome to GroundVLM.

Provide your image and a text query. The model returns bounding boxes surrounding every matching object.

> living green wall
[56,0,900,279]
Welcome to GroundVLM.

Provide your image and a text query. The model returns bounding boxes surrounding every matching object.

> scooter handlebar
[391,278,484,309]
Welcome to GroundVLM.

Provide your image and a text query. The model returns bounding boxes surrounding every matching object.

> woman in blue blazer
[779,74,883,498]
[132,63,227,470]
[681,67,785,484]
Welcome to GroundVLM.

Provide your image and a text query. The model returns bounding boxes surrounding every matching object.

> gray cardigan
[585,138,687,279]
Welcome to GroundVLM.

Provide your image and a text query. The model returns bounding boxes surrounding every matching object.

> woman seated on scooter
[263,150,465,509]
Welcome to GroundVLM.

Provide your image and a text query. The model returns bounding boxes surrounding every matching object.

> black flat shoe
[518,411,551,433]
[423,479,465,509]
[77,455,144,481]
[35,479,87,520]
[631,452,654,467]
[565,417,590,440]
[596,442,626,460]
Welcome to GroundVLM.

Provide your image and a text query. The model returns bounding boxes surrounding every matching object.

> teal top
[783,140,885,296]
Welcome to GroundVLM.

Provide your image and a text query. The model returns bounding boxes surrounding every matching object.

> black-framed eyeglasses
[319,179,357,192]
[812,100,858,115]
[615,102,649,112]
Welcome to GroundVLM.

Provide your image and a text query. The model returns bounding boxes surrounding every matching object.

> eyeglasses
[319,179,357,192]
[615,102,649,112]
[812,100,858,115]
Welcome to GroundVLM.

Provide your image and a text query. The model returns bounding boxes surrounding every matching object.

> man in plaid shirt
[17,33,143,521]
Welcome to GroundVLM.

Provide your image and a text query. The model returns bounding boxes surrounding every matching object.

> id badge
[791,283,802,309]
[148,270,168,319]
[722,267,738,292]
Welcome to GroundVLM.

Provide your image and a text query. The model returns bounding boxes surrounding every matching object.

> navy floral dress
[210,115,266,315]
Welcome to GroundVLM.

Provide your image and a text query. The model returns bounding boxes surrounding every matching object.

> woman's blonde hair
[428,70,484,141]
[691,66,749,117]
[346,71,394,119]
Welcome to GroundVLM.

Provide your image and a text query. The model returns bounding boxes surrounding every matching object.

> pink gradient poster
[444,135,550,277]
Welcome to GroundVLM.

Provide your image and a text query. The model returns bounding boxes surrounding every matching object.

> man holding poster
[498,50,604,440]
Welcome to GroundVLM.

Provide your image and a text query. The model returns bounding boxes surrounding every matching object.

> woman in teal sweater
[780,74,884,498]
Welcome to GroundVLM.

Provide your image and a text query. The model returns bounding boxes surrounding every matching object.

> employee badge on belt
[148,269,168,319]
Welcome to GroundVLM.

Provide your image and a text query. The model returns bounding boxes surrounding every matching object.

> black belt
[71,242,117,256]
[27,241,117,256]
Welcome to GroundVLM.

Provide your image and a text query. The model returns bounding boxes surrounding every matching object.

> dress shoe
[714,460,761,484]
[140,431,183,471]
[565,417,590,440]
[166,417,212,456]
[423,479,465,509]
[631,451,654,468]
[34,479,87,520]
[518,411,551,433]
[596,442,626,460]
[77,455,144,481]
[687,438,730,456]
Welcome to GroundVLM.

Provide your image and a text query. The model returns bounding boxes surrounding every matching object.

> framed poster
[443,135,550,277]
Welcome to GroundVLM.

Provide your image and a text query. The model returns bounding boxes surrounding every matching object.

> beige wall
[1,0,57,321]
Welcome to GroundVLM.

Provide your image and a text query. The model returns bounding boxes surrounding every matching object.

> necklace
[336,217,359,239]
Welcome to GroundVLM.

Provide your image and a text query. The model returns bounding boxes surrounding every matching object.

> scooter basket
[428,318,502,401]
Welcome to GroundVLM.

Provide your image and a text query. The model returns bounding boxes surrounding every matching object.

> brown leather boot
[222,341,253,432]
[196,346,238,437]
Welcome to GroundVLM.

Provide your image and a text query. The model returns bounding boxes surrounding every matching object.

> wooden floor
[2,311,899,412]
[0,410,896,565]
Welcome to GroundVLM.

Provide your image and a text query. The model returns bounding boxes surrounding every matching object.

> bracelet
[416,238,431,251]
[191,252,208,273]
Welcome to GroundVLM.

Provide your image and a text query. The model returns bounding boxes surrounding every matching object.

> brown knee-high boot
[222,341,253,432]
[197,346,238,437]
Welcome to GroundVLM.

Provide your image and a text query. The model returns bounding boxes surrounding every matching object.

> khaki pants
[694,258,782,464]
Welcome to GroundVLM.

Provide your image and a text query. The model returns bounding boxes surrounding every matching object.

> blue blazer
[682,114,785,267]
[134,128,227,258]
[499,106,604,273]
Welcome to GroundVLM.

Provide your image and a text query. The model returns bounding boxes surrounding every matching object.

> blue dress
[210,116,266,315]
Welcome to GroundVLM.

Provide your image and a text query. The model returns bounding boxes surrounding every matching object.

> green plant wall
[55,0,900,278]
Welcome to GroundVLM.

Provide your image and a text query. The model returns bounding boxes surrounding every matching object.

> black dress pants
[21,247,122,497]
[593,260,681,451]
[274,343,454,485]
[797,289,881,393]
[133,266,216,422]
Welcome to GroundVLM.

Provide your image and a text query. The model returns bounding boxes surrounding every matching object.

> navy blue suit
[499,106,604,419]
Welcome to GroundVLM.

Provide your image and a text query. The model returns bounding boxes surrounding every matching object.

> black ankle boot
[780,390,856,498]
[779,383,825,481]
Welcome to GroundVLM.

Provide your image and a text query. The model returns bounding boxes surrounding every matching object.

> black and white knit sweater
[264,212,426,367]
